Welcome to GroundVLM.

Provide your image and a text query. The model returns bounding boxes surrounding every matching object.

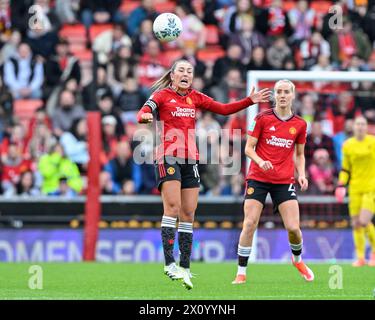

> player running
[232,79,314,284]
[137,59,271,289]
[335,116,375,267]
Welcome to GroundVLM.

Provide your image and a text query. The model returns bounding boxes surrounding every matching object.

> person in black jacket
[44,38,81,99]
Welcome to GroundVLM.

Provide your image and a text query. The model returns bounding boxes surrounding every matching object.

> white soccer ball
[153,13,182,42]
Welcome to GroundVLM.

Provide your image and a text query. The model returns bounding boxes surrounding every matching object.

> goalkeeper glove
[335,186,346,203]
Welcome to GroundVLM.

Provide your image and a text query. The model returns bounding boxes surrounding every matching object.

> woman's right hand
[258,160,273,171]
[140,113,153,123]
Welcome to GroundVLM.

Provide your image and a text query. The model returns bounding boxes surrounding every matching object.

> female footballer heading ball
[232,79,314,284]
[137,59,271,289]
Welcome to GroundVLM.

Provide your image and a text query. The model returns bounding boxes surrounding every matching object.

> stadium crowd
[0,0,375,197]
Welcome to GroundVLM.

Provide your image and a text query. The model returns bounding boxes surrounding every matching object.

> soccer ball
[153,13,182,42]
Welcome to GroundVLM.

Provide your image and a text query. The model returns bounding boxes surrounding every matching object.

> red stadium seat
[164,49,183,64]
[197,47,226,63]
[89,24,113,42]
[154,1,177,13]
[205,25,220,45]
[59,24,86,42]
[73,49,93,62]
[282,1,297,11]
[120,1,140,14]
[311,1,333,14]
[14,99,43,120]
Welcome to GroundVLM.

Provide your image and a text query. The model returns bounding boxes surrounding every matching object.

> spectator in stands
[180,45,207,78]
[93,23,132,65]
[38,143,83,194]
[60,118,88,167]
[224,109,247,141]
[52,89,85,136]
[1,124,28,162]
[229,15,267,65]
[308,148,336,195]
[107,44,137,96]
[266,36,292,70]
[288,0,316,45]
[356,81,375,123]
[26,106,51,141]
[131,18,154,57]
[210,68,246,105]
[101,115,126,165]
[222,0,255,35]
[333,118,353,170]
[1,143,31,194]
[55,0,80,24]
[212,44,245,85]
[257,0,292,38]
[326,91,357,135]
[116,77,146,124]
[48,176,77,197]
[97,92,124,136]
[329,18,372,68]
[310,54,333,72]
[9,0,34,34]
[138,39,168,93]
[80,0,124,29]
[282,56,297,70]
[0,76,13,136]
[3,42,44,99]
[176,4,206,49]
[8,170,40,197]
[25,3,59,58]
[297,93,317,133]
[27,121,56,161]
[44,38,81,110]
[357,3,375,45]
[126,0,158,37]
[300,30,331,70]
[104,140,141,195]
[305,121,336,166]
[246,46,272,70]
[82,66,113,109]
[100,171,117,195]
[0,0,12,47]
[0,29,21,65]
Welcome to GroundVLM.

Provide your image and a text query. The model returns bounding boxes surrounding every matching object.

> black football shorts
[155,156,200,191]
[244,179,298,213]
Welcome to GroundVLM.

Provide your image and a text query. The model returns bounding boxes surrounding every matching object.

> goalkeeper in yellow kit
[335,116,375,267]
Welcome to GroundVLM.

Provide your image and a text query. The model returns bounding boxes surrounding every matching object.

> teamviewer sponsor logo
[171,107,195,118]
[266,136,293,148]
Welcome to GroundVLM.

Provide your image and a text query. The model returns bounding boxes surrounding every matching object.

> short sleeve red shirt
[246,109,307,184]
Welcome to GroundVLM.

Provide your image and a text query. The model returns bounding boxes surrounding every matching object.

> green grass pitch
[0,263,374,300]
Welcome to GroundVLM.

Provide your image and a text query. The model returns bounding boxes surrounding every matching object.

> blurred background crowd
[0,0,375,198]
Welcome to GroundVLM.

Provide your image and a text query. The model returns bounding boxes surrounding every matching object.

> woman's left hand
[249,87,272,104]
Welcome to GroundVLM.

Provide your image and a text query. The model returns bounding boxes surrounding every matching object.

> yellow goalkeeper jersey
[338,134,375,193]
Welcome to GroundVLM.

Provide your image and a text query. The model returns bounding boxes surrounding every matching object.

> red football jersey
[246,109,307,184]
[145,87,216,161]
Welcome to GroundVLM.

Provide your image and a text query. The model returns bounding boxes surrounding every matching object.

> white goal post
[246,70,375,261]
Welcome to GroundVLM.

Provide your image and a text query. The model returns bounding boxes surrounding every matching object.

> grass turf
[0,262,374,300]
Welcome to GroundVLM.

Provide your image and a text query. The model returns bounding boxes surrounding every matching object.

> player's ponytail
[151,69,173,92]
[151,59,193,92]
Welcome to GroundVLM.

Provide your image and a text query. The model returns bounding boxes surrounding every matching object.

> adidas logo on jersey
[170,99,177,103]
[269,126,276,131]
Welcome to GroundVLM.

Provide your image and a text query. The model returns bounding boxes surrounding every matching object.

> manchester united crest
[247,187,254,195]
[186,97,193,105]
[167,167,175,175]
[289,127,297,135]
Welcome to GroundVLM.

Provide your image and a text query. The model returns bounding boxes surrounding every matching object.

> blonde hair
[151,59,194,92]
[274,79,295,93]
